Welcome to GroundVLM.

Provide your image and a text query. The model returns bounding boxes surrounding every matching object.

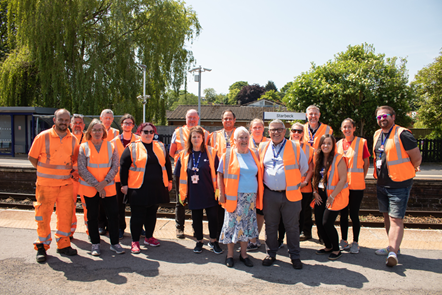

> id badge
[191,175,199,184]
[376,160,382,169]
[318,182,325,189]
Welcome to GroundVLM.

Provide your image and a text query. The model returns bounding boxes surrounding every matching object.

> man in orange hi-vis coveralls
[28,109,79,263]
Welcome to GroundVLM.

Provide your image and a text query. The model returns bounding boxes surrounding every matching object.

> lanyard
[191,151,202,173]
[252,137,262,149]
[379,125,394,158]
[224,130,231,147]
[271,138,286,167]
[308,123,321,147]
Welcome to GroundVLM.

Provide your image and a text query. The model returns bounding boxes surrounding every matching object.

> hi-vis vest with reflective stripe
[303,123,333,150]
[78,141,116,197]
[258,140,302,202]
[210,128,235,159]
[373,125,416,182]
[35,127,76,186]
[222,147,263,212]
[300,143,314,193]
[337,137,366,190]
[128,140,168,189]
[325,153,349,211]
[104,127,119,142]
[72,132,86,172]
[178,146,217,204]
[111,133,139,182]
[173,126,210,162]
[248,136,269,149]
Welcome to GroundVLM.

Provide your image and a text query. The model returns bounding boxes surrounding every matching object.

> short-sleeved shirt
[217,150,258,194]
[375,129,417,188]
[342,139,370,159]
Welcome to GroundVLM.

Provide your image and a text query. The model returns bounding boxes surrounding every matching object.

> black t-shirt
[374,127,417,188]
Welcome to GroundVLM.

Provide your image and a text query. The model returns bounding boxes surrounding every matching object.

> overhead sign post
[263,112,306,121]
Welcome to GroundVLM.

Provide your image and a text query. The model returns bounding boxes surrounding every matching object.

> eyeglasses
[269,128,285,133]
[376,114,391,120]
[122,122,134,126]
[142,130,155,134]
[291,129,303,134]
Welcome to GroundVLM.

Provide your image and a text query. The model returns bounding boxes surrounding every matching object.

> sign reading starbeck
[263,112,306,120]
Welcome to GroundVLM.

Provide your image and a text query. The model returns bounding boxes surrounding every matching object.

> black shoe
[240,255,253,267]
[225,257,234,267]
[328,251,342,260]
[292,258,303,269]
[208,241,224,254]
[316,248,333,255]
[98,228,106,235]
[36,244,47,263]
[176,228,185,239]
[193,242,204,254]
[318,238,324,245]
[57,246,78,256]
[262,256,276,266]
[299,233,312,241]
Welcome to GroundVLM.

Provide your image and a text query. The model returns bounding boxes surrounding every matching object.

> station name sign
[263,112,306,120]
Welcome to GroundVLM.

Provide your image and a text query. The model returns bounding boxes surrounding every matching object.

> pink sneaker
[144,237,160,247]
[131,242,141,254]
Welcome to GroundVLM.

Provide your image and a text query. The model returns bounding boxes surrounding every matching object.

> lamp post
[137,64,150,123]
[189,65,211,125]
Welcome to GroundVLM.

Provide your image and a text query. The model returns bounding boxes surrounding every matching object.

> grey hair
[269,119,285,127]
[234,126,249,140]
[306,105,320,113]
[100,109,114,117]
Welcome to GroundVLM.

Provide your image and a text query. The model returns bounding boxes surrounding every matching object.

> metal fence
[417,138,442,162]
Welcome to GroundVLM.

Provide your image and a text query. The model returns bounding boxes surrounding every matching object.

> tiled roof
[167,105,288,122]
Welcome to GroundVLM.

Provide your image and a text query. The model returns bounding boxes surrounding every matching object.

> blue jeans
[376,185,412,219]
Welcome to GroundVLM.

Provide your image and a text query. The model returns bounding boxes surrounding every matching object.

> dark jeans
[130,204,158,242]
[277,192,313,242]
[340,189,364,242]
[191,205,219,241]
[314,190,340,251]
[115,182,127,231]
[85,193,119,245]
[175,199,185,230]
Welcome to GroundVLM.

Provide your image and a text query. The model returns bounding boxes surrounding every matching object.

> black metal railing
[417,138,442,162]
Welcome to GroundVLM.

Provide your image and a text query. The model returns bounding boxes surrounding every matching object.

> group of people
[29,104,421,269]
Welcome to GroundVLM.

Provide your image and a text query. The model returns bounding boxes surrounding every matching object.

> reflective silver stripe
[326,154,339,191]
[37,162,71,170]
[225,174,238,180]
[285,164,299,170]
[36,171,70,179]
[42,240,51,245]
[79,179,93,187]
[349,167,364,172]
[106,181,115,186]
[162,166,166,171]
[45,133,50,163]
[71,136,75,157]
[131,142,138,169]
[387,127,411,166]
[388,157,411,165]
[180,179,187,184]
[224,147,238,180]
[287,184,300,191]
[129,167,145,172]
[226,194,236,201]
[179,127,185,149]
[304,144,310,159]
[325,125,331,135]
[204,130,210,144]
[35,216,43,221]
[286,141,299,170]
[348,137,362,173]
[39,234,51,241]
[106,141,113,166]
[212,132,217,145]
[72,222,77,225]
[328,182,349,190]
[56,230,70,237]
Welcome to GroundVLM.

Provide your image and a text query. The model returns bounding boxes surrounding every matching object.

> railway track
[1,191,441,229]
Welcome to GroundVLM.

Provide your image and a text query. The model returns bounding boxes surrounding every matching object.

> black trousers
[175,201,185,230]
[217,204,225,239]
[191,205,219,241]
[97,198,108,230]
[277,192,313,242]
[340,189,364,242]
[85,193,119,245]
[115,182,127,231]
[130,204,158,242]
[314,190,340,251]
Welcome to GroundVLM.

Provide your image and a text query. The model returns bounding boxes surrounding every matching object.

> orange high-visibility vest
[173,126,210,162]
[325,153,349,211]
[111,133,139,182]
[78,141,117,197]
[300,142,314,193]
[31,126,77,186]
[373,125,416,182]
[258,140,302,202]
[104,127,119,142]
[303,123,333,150]
[337,137,366,190]
[178,146,217,204]
[248,136,269,149]
[222,147,263,212]
[127,140,168,189]
[210,128,236,158]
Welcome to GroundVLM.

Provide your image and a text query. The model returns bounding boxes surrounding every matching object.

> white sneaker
[339,240,350,250]
[110,244,125,254]
[91,244,100,256]
[375,246,401,256]
[350,242,359,254]
[386,251,398,267]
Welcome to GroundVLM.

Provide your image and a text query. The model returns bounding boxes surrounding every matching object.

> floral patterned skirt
[219,193,259,244]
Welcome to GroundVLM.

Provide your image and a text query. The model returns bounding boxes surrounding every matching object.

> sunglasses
[291,129,303,134]
[376,114,391,120]
[142,130,155,134]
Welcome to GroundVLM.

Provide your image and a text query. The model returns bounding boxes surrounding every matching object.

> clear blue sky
[182,0,442,96]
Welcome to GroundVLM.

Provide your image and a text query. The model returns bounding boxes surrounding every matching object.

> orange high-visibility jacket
[325,153,349,211]
[210,128,236,159]
[104,127,119,142]
[127,140,168,189]
[111,133,139,182]
[72,132,86,171]
[173,126,210,162]
[258,140,302,202]
[303,123,333,150]
[373,125,416,182]
[178,146,217,204]
[78,141,117,197]
[337,137,367,190]
[248,136,269,149]
[300,142,314,193]
[221,147,263,212]
[29,126,78,186]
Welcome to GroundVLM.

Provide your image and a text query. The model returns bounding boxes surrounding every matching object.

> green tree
[170,90,202,110]
[226,81,247,105]
[203,88,217,104]
[279,81,293,100]
[265,80,278,92]
[0,0,200,125]
[284,43,413,138]
[259,89,282,103]
[412,50,442,138]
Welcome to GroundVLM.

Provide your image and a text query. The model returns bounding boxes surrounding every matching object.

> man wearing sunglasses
[169,109,210,239]
[373,106,421,267]
[303,105,333,150]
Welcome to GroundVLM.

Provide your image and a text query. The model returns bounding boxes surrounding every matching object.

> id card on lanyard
[377,125,394,169]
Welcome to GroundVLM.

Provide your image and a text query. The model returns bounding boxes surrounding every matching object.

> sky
[181,0,442,96]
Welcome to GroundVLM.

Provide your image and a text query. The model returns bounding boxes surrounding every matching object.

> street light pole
[138,64,148,123]
[189,65,211,125]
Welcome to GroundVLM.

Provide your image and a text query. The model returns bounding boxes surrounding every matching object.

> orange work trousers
[33,183,74,250]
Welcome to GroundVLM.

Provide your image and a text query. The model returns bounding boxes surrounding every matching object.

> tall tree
[0,0,200,125]
[412,50,442,138]
[226,81,248,105]
[236,83,266,105]
[284,43,413,138]
[265,80,278,92]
